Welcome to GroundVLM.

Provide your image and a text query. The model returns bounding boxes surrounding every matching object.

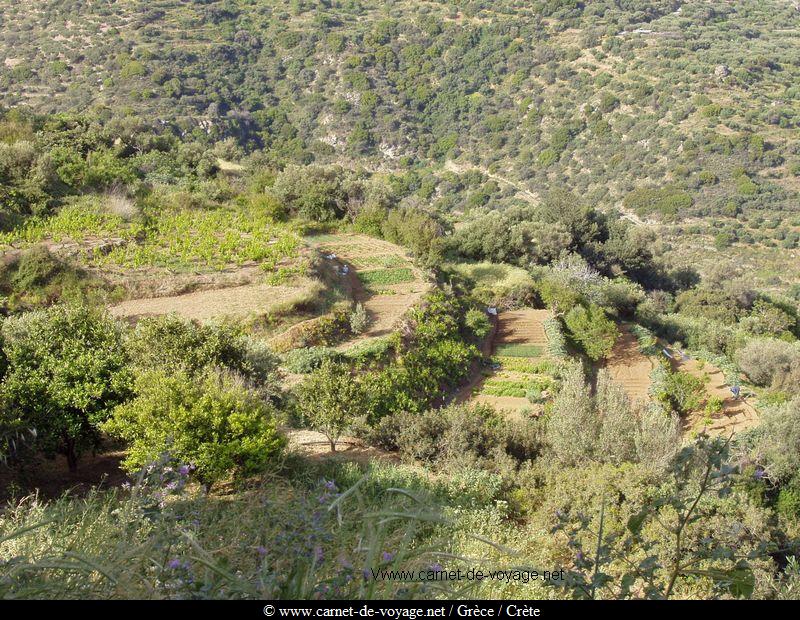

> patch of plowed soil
[670,356,759,436]
[496,309,550,346]
[109,282,307,323]
[602,326,655,404]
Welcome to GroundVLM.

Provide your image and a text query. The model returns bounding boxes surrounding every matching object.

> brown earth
[495,309,551,346]
[286,429,399,465]
[465,309,552,416]
[0,450,128,503]
[668,354,759,436]
[109,281,310,323]
[602,325,655,404]
[307,234,432,349]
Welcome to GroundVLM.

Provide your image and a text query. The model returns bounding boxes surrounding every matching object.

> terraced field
[469,309,555,417]
[109,281,312,324]
[668,353,760,436]
[602,325,656,404]
[306,234,431,348]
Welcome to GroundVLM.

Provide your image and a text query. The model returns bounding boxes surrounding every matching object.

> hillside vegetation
[1,0,800,603]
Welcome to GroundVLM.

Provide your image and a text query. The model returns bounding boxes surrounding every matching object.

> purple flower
[313,546,324,563]
[429,562,443,572]
[257,546,268,557]
[178,465,190,476]
[167,558,182,570]
[381,551,394,562]
[754,467,765,480]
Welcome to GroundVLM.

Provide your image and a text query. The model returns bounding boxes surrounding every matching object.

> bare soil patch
[109,282,309,323]
[286,429,399,465]
[496,309,550,346]
[602,325,655,404]
[0,450,127,503]
[670,356,759,436]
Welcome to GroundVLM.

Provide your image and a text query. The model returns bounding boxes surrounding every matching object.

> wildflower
[754,467,765,480]
[313,546,324,563]
[429,562,443,572]
[167,558,182,570]
[381,551,394,562]
[178,465,190,476]
[257,546,268,557]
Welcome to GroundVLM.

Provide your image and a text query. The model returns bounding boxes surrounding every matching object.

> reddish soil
[602,326,655,404]
[669,354,759,436]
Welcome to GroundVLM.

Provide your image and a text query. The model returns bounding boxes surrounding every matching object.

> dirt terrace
[602,326,655,404]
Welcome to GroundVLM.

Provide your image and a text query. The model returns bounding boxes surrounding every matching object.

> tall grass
[0,458,516,599]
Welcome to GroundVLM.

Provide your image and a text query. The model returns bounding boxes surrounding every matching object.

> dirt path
[109,282,309,323]
[307,234,432,349]
[602,325,655,404]
[668,355,759,436]
[444,160,539,205]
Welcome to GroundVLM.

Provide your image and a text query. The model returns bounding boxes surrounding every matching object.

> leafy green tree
[564,304,619,361]
[104,370,284,489]
[125,315,280,395]
[296,359,366,452]
[0,304,131,471]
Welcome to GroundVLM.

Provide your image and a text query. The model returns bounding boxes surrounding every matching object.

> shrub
[564,304,619,361]
[736,338,800,389]
[652,364,706,415]
[623,187,693,220]
[547,365,680,470]
[126,315,277,381]
[0,304,131,471]
[777,480,800,519]
[283,346,340,374]
[104,370,284,489]
[10,245,61,289]
[394,403,542,472]
[464,308,491,340]
[296,359,367,451]
[751,398,800,483]
[543,317,568,358]
[349,302,371,334]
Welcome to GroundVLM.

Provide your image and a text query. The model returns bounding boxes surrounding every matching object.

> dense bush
[0,304,130,471]
[736,338,800,390]
[651,362,707,416]
[104,370,284,489]
[393,403,543,474]
[545,365,680,471]
[283,346,341,374]
[564,304,619,361]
